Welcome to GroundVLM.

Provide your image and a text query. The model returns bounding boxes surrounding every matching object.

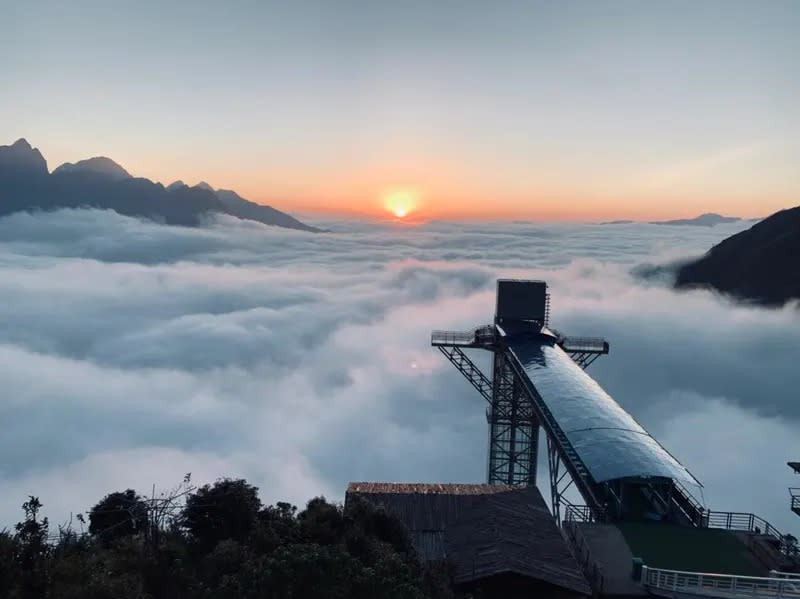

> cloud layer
[1,209,798,535]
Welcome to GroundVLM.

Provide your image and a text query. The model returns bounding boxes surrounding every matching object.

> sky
[2,0,799,220]
[1,209,800,537]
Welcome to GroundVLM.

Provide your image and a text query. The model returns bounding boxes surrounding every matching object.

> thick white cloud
[1,208,798,537]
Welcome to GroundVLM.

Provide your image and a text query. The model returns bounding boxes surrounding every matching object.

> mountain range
[676,205,800,306]
[599,213,744,226]
[651,213,742,227]
[0,139,320,232]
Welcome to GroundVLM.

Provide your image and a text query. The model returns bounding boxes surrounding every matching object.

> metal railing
[642,565,800,598]
[789,488,800,512]
[558,336,608,353]
[706,511,783,540]
[564,503,606,524]
[671,480,706,526]
[703,511,799,559]
[431,329,476,346]
[431,325,495,347]
[563,519,604,595]
[770,572,800,580]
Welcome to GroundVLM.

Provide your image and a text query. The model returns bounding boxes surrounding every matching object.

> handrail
[563,519,604,595]
[564,503,606,524]
[789,489,800,512]
[706,510,799,556]
[431,325,496,347]
[771,571,800,580]
[431,329,476,345]
[642,565,800,598]
[706,511,783,540]
[670,480,706,526]
[558,336,608,353]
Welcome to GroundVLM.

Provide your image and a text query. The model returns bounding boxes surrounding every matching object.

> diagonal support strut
[436,346,492,404]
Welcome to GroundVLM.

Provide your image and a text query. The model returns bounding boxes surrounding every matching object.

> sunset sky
[3,0,798,221]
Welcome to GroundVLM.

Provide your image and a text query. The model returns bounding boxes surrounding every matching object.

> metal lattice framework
[487,351,539,486]
[433,321,609,519]
[432,281,711,530]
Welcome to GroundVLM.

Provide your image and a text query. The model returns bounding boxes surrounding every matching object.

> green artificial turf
[616,522,765,576]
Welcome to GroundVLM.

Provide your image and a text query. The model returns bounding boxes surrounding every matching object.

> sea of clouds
[1,208,798,534]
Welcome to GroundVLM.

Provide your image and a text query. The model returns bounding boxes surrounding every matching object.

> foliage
[89,489,149,542]
[0,480,458,599]
[183,478,261,551]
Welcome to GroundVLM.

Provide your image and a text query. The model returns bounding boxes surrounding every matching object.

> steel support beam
[487,352,539,487]
[436,346,492,403]
[565,351,602,369]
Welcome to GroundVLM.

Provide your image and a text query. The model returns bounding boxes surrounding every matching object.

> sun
[384,190,417,219]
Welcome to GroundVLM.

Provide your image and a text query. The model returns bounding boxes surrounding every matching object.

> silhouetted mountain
[651,213,740,226]
[52,157,132,181]
[0,139,320,232]
[215,189,316,232]
[675,206,800,306]
[0,139,48,176]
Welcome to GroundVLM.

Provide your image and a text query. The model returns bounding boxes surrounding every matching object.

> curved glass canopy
[507,339,700,487]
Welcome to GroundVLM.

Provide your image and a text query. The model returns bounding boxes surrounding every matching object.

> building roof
[346,482,591,596]
[347,482,515,495]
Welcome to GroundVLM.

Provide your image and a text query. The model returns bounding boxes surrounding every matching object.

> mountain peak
[166,180,187,191]
[651,213,740,227]
[53,156,132,181]
[676,205,800,305]
[0,137,321,233]
[0,138,48,175]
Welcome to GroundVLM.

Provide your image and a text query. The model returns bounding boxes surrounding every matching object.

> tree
[0,530,17,597]
[14,496,50,599]
[298,497,344,546]
[89,489,149,542]
[183,479,261,551]
[251,502,301,554]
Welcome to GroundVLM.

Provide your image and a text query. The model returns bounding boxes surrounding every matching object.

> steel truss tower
[431,280,609,515]
[432,280,706,527]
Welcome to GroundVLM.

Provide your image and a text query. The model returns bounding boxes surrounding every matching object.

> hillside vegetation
[0,478,455,599]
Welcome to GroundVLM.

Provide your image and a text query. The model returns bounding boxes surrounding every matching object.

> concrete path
[578,523,648,596]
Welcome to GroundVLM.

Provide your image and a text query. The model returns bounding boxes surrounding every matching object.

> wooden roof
[347,482,515,495]
[346,483,590,596]
[446,487,591,594]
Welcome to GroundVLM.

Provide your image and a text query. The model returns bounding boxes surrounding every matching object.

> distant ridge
[597,214,743,226]
[675,205,800,306]
[0,138,321,232]
[651,213,740,227]
[52,156,132,181]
